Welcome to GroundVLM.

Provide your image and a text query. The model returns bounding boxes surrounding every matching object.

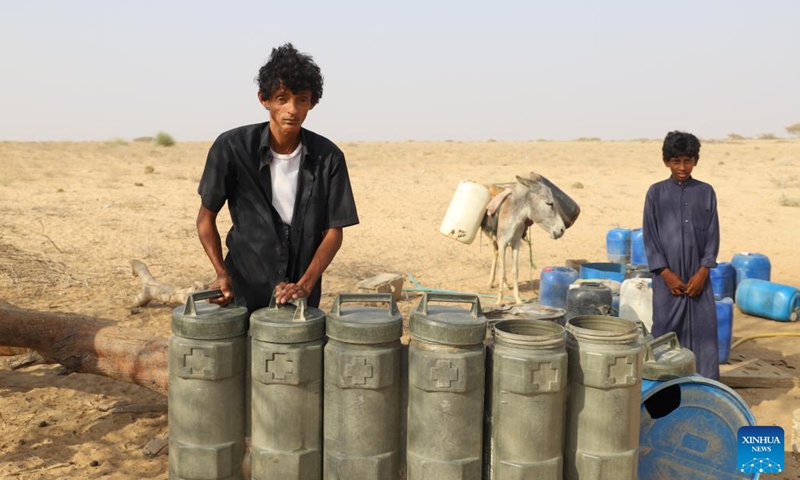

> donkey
[481,173,570,304]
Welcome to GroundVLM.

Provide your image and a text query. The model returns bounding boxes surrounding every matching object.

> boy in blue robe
[643,131,720,379]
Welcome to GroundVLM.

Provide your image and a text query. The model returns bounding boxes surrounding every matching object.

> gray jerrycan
[484,319,567,480]
[168,289,249,480]
[249,295,326,480]
[323,293,404,479]
[564,315,643,480]
[406,293,487,480]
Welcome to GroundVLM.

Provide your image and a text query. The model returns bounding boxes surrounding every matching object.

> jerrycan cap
[409,293,487,346]
[171,289,249,340]
[326,293,403,344]
[250,293,326,344]
[642,332,697,381]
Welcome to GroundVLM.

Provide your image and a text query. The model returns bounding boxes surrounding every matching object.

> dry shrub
[154,132,176,147]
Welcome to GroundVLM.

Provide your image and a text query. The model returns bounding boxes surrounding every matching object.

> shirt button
[684,219,689,223]
[278,269,284,275]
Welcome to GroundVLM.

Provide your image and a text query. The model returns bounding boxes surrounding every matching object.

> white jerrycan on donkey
[439,181,491,244]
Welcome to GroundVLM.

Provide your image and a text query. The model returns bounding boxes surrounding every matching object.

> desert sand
[1,138,798,479]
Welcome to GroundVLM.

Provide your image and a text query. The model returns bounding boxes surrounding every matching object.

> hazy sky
[2,1,798,142]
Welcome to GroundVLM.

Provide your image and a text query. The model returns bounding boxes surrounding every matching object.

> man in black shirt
[196,43,359,310]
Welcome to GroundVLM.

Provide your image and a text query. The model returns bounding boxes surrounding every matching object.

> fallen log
[0,305,168,395]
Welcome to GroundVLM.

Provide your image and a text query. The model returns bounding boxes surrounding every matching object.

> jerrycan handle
[330,293,399,317]
[182,289,224,316]
[267,290,307,322]
[417,292,483,317]
[635,320,651,339]
[643,332,681,363]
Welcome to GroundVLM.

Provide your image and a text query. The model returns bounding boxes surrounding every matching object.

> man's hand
[274,281,313,305]
[660,268,687,296]
[685,267,710,297]
[208,273,234,305]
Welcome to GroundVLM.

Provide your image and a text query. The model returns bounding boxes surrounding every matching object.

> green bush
[758,133,777,140]
[133,136,153,142]
[786,122,800,137]
[154,131,176,147]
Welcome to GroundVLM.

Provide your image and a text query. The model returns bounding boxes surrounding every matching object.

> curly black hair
[256,43,324,105]
[662,131,701,162]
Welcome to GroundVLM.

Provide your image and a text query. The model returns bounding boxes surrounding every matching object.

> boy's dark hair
[257,43,324,105]
[662,131,701,161]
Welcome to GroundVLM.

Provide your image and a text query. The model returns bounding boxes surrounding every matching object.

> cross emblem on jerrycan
[264,352,295,382]
[430,359,460,388]
[181,347,215,378]
[342,356,374,385]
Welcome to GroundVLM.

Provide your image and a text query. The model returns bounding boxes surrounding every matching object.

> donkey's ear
[516,175,533,187]
[516,175,541,189]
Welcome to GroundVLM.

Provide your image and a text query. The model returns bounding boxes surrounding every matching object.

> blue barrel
[640,376,758,479]
[736,279,800,322]
[731,253,771,288]
[539,266,579,309]
[631,228,648,266]
[606,228,632,264]
[710,262,736,301]
[580,262,626,283]
[716,298,734,363]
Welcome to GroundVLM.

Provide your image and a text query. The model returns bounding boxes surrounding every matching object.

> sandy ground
[0,138,798,479]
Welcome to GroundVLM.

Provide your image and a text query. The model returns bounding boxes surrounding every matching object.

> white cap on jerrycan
[439,181,491,244]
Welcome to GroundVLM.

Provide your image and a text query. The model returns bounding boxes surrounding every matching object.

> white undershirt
[269,143,302,225]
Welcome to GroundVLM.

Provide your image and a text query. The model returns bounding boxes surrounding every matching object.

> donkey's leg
[501,248,513,290]
[497,242,508,304]
[511,242,523,304]
[494,238,512,290]
[488,238,499,288]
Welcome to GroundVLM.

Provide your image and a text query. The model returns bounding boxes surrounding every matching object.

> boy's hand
[660,268,686,296]
[685,267,710,297]
[208,273,233,305]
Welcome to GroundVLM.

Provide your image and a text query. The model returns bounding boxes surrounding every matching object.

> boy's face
[259,85,314,138]
[664,156,697,182]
